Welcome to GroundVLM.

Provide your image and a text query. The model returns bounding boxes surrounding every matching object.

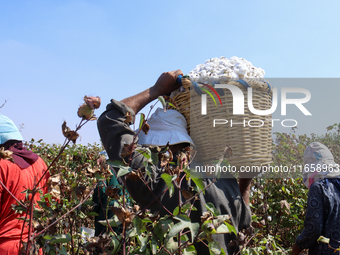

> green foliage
[16,114,340,254]
[21,139,105,254]
[241,125,340,254]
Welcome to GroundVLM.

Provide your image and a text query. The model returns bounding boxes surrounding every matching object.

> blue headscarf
[0,114,23,144]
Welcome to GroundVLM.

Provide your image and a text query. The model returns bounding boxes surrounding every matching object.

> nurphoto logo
[197,83,312,128]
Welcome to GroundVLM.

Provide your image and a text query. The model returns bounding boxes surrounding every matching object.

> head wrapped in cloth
[303,142,339,188]
[137,108,194,148]
[0,114,23,144]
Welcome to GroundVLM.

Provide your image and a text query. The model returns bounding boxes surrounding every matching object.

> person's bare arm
[121,70,183,114]
[238,178,252,204]
[292,243,303,255]
[238,171,258,204]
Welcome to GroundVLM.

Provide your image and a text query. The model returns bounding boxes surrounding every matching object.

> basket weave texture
[173,78,273,167]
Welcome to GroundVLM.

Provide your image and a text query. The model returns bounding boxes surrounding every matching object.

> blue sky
[1,0,339,145]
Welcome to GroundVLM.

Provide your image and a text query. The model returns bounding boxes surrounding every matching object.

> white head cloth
[303,142,339,188]
[137,108,194,148]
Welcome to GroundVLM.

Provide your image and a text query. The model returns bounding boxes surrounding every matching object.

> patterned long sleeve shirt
[296,178,340,254]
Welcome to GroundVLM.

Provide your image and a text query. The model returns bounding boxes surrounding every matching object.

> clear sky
[1,0,339,145]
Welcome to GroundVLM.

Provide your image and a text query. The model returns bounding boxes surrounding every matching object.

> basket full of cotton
[172,56,273,168]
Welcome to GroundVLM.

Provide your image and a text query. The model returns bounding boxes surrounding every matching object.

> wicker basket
[173,77,273,167]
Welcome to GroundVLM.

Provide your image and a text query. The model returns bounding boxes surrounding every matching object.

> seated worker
[0,115,50,254]
[97,70,252,254]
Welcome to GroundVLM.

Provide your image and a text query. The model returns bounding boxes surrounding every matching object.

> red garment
[0,157,50,254]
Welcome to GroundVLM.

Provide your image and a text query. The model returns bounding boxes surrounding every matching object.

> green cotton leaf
[155,218,172,242]
[107,160,133,178]
[151,236,158,255]
[86,212,99,217]
[139,113,145,130]
[181,234,189,242]
[173,203,197,216]
[183,245,196,255]
[50,234,71,244]
[224,221,237,236]
[166,215,199,243]
[137,148,152,160]
[164,237,178,254]
[127,227,138,238]
[208,241,226,255]
[182,203,197,212]
[43,235,54,240]
[173,207,180,216]
[317,236,330,244]
[151,152,159,165]
[201,220,217,234]
[141,217,153,223]
[192,177,205,194]
[94,172,105,180]
[111,234,121,255]
[215,223,230,234]
[116,166,133,178]
[133,216,144,235]
[212,215,230,233]
[58,246,68,255]
[205,203,220,216]
[145,164,154,181]
[138,235,149,253]
[98,216,121,227]
[161,173,174,198]
[107,160,127,168]
[168,102,177,109]
[158,96,167,112]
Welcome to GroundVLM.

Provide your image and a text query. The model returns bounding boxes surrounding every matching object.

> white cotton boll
[219,74,230,83]
[219,59,226,66]
[218,65,225,70]
[205,64,213,71]
[208,75,215,83]
[238,66,247,75]
[191,75,199,82]
[209,74,218,83]
[215,69,223,75]
[267,216,272,222]
[188,56,265,83]
[230,56,238,64]
[230,71,238,79]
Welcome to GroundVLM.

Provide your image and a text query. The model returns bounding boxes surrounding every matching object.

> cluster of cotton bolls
[188,56,265,83]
